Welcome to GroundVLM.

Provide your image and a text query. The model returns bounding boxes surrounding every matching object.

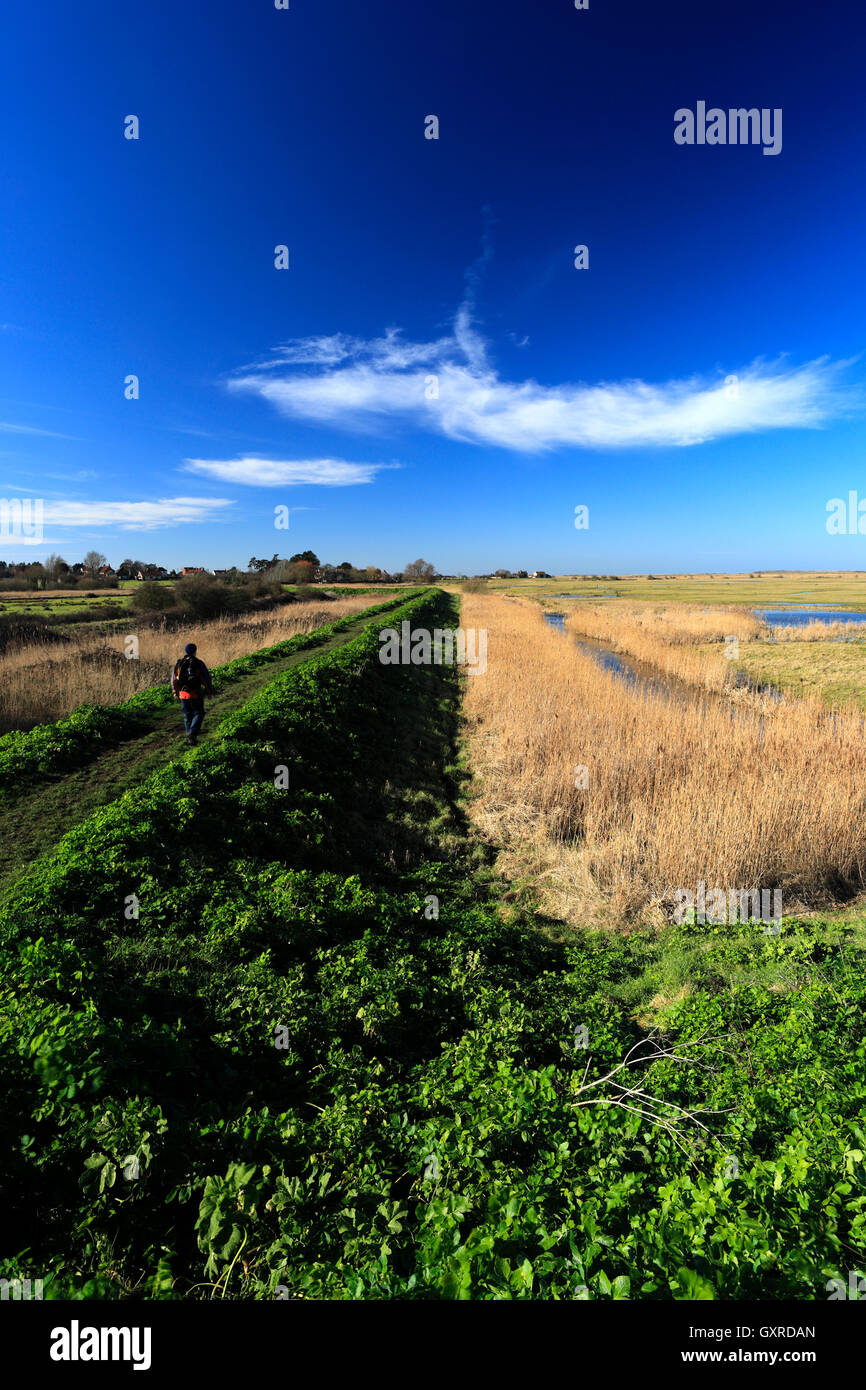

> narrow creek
[541,611,762,723]
[539,607,863,751]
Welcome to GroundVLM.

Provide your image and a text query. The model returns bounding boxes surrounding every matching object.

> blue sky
[1,0,866,575]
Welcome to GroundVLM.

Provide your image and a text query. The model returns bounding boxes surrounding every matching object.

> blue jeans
[181,698,205,738]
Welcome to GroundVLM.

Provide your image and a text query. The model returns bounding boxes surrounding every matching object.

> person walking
[171,642,214,746]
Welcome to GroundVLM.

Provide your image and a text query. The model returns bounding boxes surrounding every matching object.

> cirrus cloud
[183,456,391,487]
[39,496,235,531]
[226,308,860,452]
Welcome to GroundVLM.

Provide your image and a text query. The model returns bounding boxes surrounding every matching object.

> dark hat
[184,642,197,654]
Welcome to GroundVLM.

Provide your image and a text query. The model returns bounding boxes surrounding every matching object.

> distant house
[97,564,115,576]
[530,570,551,579]
[182,566,206,576]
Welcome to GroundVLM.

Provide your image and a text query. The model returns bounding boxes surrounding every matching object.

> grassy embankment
[0,596,377,733]
[0,588,864,1300]
[0,595,413,889]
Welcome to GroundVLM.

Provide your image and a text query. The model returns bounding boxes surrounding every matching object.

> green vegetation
[731,638,866,707]
[314,585,399,598]
[129,582,175,614]
[0,593,131,619]
[1,588,863,1300]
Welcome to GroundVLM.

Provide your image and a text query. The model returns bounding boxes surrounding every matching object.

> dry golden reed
[461,593,866,925]
[770,620,866,642]
[561,601,764,693]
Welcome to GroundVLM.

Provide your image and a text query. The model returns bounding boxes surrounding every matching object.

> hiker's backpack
[175,655,203,696]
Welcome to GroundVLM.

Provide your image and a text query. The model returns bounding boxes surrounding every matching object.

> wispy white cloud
[0,421,78,439]
[183,456,391,486]
[37,497,235,531]
[0,482,79,498]
[0,535,67,549]
[227,305,860,452]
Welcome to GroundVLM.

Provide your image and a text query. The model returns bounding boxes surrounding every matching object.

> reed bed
[566,602,765,644]
[561,602,759,693]
[562,603,866,695]
[0,598,370,732]
[770,620,866,642]
[462,593,866,924]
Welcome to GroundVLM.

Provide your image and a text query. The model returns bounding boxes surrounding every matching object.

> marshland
[459,577,866,928]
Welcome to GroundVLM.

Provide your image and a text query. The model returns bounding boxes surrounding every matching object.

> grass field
[0,582,402,620]
[712,637,866,707]
[0,591,131,617]
[492,570,866,607]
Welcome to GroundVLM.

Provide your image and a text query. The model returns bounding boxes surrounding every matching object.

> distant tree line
[0,552,148,592]
[246,553,438,585]
[0,550,440,597]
